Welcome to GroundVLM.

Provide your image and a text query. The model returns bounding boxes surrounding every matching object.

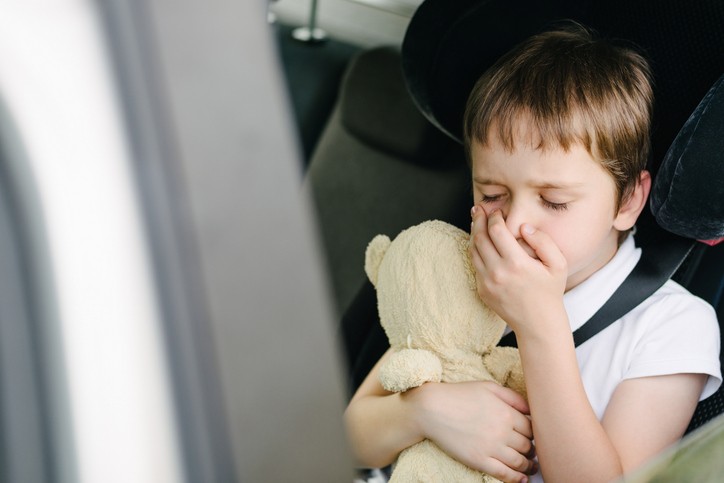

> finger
[470,201,486,221]
[469,237,487,278]
[470,204,489,243]
[497,447,538,477]
[512,412,534,440]
[507,430,534,458]
[470,205,499,274]
[485,384,533,439]
[486,209,525,259]
[476,457,530,483]
[470,204,500,260]
[487,382,530,415]
[520,224,567,271]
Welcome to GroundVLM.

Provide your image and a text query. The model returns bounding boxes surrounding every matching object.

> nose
[502,201,539,258]
[502,199,527,239]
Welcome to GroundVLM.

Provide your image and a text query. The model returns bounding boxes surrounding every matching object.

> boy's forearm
[344,391,425,468]
[517,320,623,482]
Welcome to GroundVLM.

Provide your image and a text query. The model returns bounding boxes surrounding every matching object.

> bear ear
[365,234,391,287]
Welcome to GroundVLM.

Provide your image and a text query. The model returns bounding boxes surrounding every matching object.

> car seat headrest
[339,46,453,164]
[402,0,562,143]
[402,0,724,171]
[650,75,724,245]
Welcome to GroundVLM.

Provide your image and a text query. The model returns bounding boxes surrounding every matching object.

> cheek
[543,223,575,259]
[538,217,592,265]
[551,213,614,271]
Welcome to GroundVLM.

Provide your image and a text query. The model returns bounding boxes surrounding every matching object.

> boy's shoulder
[611,235,717,319]
[633,277,718,332]
[650,278,715,310]
[612,274,722,403]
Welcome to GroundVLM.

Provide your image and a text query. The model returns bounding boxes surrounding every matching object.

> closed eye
[481,194,504,203]
[541,198,569,211]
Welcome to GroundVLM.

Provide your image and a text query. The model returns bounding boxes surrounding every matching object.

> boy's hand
[408,381,537,482]
[469,205,567,337]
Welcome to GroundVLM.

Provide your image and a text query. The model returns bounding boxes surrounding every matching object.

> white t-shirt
[530,235,721,482]
[568,235,721,417]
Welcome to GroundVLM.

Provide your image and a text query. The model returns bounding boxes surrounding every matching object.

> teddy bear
[364,219,526,483]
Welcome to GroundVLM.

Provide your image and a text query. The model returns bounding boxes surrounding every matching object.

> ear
[365,234,391,287]
[614,170,652,231]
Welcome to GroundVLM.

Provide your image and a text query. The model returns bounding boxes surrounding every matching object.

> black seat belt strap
[499,236,695,349]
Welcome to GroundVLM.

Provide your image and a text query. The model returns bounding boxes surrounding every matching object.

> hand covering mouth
[518,238,539,260]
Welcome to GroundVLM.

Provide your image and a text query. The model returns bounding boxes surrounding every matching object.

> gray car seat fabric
[305,47,470,319]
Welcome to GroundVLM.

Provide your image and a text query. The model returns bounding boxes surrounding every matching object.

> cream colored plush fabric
[365,220,526,483]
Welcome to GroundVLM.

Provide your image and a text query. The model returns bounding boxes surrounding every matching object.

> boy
[344,26,721,482]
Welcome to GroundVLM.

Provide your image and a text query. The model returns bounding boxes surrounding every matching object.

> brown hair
[463,24,653,210]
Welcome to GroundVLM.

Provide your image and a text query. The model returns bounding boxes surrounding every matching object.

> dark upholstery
[305,47,470,327]
[402,0,724,177]
[339,48,452,164]
[651,75,724,242]
[342,280,387,395]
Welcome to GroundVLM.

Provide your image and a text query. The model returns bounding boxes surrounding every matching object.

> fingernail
[523,223,535,235]
[471,205,480,216]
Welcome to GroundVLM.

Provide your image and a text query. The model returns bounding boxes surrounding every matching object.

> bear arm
[378,348,443,393]
[483,347,527,400]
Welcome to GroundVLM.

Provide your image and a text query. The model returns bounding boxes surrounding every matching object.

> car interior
[1,1,722,481]
[278,0,724,456]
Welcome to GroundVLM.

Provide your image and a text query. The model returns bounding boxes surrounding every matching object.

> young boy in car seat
[344,25,721,483]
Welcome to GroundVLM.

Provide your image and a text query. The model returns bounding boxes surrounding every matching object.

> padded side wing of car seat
[304,47,472,380]
[305,47,470,319]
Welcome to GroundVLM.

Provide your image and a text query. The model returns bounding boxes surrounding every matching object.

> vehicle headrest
[339,46,453,164]
[402,0,563,143]
[650,75,724,245]
[402,0,724,173]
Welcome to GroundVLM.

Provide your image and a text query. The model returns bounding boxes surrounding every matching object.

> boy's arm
[470,208,706,481]
[515,323,623,481]
[344,349,425,468]
[344,349,537,482]
[519,329,705,480]
[602,373,706,471]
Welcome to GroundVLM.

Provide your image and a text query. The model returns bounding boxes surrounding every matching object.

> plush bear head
[365,220,519,391]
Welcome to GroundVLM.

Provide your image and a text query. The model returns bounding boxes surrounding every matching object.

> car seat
[304,46,471,379]
[653,74,724,433]
[305,47,470,313]
[307,0,724,431]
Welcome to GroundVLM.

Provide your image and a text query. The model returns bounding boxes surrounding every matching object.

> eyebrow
[473,177,585,190]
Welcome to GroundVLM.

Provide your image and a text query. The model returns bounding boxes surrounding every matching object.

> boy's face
[470,137,635,290]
